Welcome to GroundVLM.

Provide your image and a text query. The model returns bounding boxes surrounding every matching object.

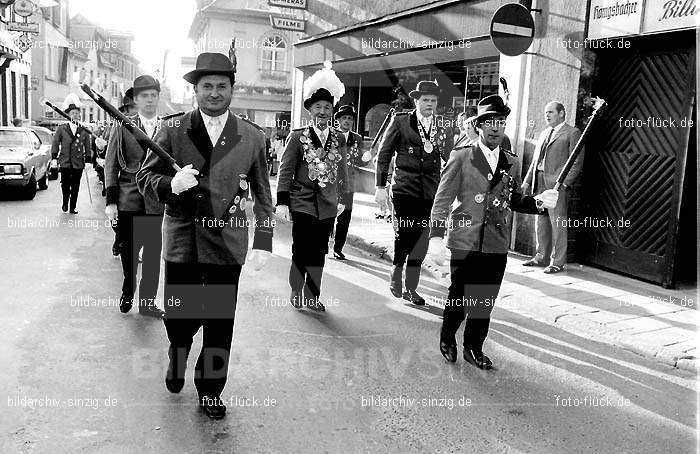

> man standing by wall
[51,99,93,214]
[375,81,454,305]
[522,101,583,274]
[137,53,273,420]
[104,75,165,318]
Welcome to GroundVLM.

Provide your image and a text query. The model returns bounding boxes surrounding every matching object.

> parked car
[0,127,51,200]
[29,126,57,180]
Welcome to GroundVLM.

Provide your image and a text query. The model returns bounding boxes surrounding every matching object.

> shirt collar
[200,109,228,126]
[549,121,565,135]
[312,124,329,142]
[478,139,500,159]
[415,110,433,128]
[138,113,157,127]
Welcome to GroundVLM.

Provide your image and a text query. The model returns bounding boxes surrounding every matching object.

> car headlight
[2,164,23,174]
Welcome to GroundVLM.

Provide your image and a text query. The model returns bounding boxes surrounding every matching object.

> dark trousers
[117,211,163,307]
[59,168,82,210]
[289,211,335,298]
[441,250,508,351]
[164,261,242,398]
[333,205,352,253]
[392,195,433,291]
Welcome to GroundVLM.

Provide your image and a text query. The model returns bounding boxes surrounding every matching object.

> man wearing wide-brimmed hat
[375,80,454,305]
[428,94,559,369]
[137,52,273,420]
[50,95,93,214]
[105,75,165,319]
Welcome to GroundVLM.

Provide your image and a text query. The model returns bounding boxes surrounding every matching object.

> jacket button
[197,194,204,200]
[222,198,227,203]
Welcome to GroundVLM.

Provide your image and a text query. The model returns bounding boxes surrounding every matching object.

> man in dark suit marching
[375,81,454,305]
[50,99,93,214]
[105,75,165,318]
[522,101,584,274]
[429,95,559,369]
[137,53,273,420]
[332,104,365,260]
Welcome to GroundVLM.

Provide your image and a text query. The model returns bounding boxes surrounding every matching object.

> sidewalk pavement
[341,190,698,373]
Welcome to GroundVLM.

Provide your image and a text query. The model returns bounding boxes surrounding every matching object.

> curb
[345,232,698,373]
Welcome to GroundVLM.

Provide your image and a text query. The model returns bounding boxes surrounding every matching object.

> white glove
[95,137,107,150]
[171,164,199,195]
[361,150,372,162]
[428,237,448,266]
[337,203,345,217]
[535,189,559,209]
[105,204,118,224]
[248,249,271,271]
[374,187,389,212]
[276,205,290,222]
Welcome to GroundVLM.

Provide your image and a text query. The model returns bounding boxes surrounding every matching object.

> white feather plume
[303,61,345,104]
[62,93,82,110]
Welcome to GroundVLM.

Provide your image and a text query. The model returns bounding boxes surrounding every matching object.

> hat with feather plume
[303,61,345,111]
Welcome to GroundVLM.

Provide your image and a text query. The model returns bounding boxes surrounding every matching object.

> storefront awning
[294,0,510,70]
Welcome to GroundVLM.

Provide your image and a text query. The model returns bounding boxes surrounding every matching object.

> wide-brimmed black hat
[65,103,79,113]
[409,80,441,99]
[118,88,135,112]
[132,75,160,96]
[475,95,510,123]
[183,52,237,85]
[304,88,334,110]
[334,104,356,119]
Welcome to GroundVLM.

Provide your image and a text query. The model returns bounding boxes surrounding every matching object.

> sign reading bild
[588,0,643,39]
[643,0,698,33]
[270,15,305,32]
[268,0,307,9]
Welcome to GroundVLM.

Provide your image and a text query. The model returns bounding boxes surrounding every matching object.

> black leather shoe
[463,349,493,370]
[440,341,457,363]
[139,306,165,319]
[290,290,303,309]
[306,296,326,312]
[165,372,184,394]
[333,250,346,260]
[69,209,78,214]
[199,395,226,420]
[402,289,426,306]
[165,346,187,393]
[119,294,133,313]
[61,203,68,212]
[389,266,403,298]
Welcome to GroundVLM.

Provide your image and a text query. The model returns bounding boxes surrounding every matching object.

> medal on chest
[418,119,437,154]
[302,127,342,187]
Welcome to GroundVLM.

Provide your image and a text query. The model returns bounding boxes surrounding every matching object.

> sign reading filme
[268,0,307,10]
[270,15,306,32]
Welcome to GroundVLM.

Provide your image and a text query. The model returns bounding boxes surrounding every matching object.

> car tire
[38,172,48,190]
[23,172,37,200]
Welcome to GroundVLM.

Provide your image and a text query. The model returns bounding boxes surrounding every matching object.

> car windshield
[0,130,29,148]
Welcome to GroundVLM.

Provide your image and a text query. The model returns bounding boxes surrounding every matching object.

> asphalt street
[0,172,696,453]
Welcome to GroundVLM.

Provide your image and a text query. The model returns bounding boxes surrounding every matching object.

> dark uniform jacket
[51,123,93,169]
[276,126,349,220]
[375,110,454,200]
[136,110,274,266]
[430,143,544,254]
[105,114,164,214]
[341,129,365,209]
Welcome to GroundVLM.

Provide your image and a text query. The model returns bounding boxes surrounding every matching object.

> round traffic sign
[14,0,34,17]
[490,3,535,57]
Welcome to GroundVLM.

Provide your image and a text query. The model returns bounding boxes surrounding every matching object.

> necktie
[209,118,222,145]
[319,129,327,145]
[537,128,554,166]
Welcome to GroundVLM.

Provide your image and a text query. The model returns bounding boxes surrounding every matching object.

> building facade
[0,2,32,126]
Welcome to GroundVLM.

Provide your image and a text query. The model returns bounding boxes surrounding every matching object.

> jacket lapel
[491,150,513,189]
[308,126,325,149]
[406,111,422,143]
[210,113,241,167]
[186,109,213,167]
[471,143,494,181]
